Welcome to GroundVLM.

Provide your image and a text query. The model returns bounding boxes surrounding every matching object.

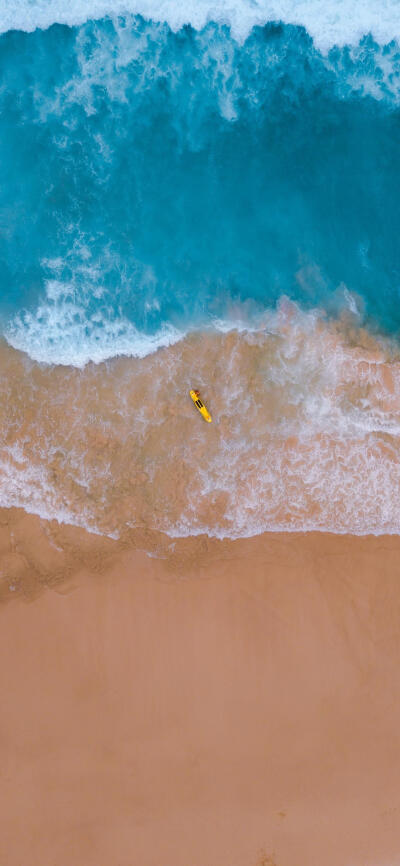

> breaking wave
[1,9,400,539]
[2,0,400,50]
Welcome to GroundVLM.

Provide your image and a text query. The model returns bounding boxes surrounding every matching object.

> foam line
[4,314,184,367]
[3,304,400,539]
[2,0,400,49]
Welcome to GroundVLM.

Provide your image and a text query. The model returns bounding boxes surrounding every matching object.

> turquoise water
[1,16,400,363]
[2,6,400,538]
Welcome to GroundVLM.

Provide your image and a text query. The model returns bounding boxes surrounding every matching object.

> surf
[1,16,400,369]
[2,307,400,538]
[1,11,400,542]
[2,0,400,49]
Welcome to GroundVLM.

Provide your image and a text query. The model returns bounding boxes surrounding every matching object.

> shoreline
[3,319,400,541]
[1,508,400,864]
[3,503,400,603]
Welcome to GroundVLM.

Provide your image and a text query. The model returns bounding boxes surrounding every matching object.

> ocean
[1,0,400,538]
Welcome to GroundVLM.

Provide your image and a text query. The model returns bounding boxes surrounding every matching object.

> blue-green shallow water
[1,16,400,364]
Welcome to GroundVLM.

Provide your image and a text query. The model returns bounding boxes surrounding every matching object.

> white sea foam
[0,440,118,537]
[2,301,400,539]
[2,0,400,50]
[4,249,184,366]
[0,443,85,528]
[4,301,183,366]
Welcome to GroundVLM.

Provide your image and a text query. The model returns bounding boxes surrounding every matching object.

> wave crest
[2,0,400,50]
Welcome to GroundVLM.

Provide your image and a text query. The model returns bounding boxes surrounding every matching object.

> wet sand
[3,319,400,540]
[1,508,400,866]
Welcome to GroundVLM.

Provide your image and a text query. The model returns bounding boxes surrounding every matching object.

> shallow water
[2,304,400,537]
[1,6,400,537]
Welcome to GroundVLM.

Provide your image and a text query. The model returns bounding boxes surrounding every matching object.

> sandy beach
[3,4,400,864]
[1,508,400,866]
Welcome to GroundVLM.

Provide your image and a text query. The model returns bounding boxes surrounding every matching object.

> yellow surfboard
[190,389,212,423]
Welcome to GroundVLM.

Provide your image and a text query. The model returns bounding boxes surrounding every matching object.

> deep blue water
[1,16,400,363]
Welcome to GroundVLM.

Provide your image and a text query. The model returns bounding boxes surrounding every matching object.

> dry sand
[1,507,400,866]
